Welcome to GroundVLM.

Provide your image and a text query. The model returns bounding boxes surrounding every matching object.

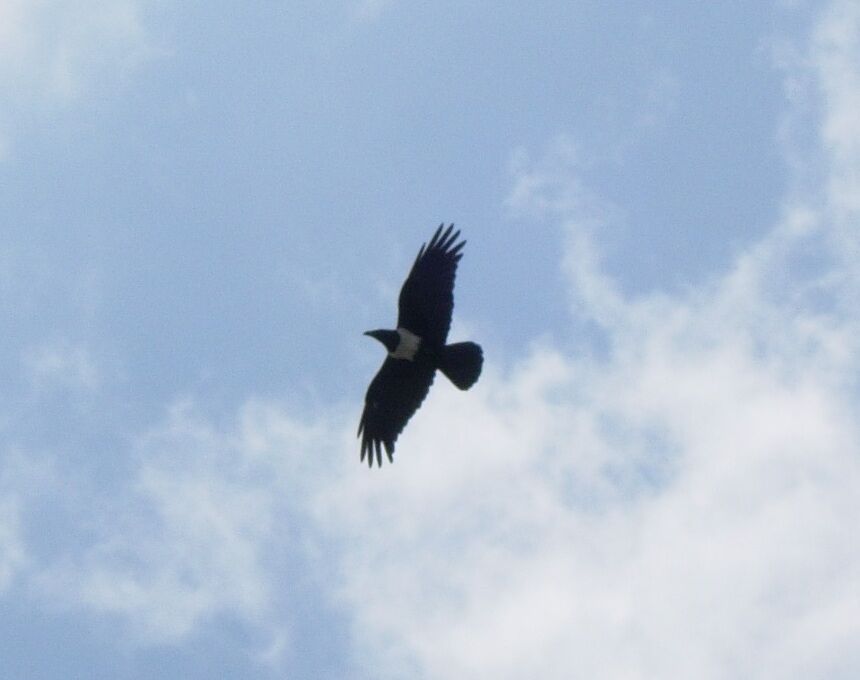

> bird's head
[364,329,400,353]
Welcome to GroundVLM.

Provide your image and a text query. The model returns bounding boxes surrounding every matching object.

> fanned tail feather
[439,342,483,390]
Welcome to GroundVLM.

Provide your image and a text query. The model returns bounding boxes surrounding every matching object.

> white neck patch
[391,327,421,360]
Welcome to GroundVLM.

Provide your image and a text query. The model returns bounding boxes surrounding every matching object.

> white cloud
[313,329,860,678]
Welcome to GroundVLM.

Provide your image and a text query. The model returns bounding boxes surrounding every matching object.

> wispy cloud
[0,496,25,593]
[0,0,163,154]
[0,449,55,594]
[352,0,397,23]
[38,401,287,642]
[0,0,158,99]
[813,0,860,233]
[22,340,101,395]
[637,67,679,129]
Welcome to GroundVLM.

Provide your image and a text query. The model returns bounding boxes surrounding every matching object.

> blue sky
[1,1,859,678]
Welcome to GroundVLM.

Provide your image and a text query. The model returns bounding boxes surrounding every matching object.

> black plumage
[358,224,484,467]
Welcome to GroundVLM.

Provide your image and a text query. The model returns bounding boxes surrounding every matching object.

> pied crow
[358,223,483,467]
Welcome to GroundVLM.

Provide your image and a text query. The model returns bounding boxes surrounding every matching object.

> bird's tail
[439,342,483,390]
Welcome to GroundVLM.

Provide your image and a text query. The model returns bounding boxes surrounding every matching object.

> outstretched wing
[357,357,435,467]
[397,223,465,347]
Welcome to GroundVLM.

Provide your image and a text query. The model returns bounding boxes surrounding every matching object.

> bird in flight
[358,223,483,467]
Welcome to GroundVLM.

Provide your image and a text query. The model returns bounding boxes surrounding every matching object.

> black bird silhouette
[358,224,483,466]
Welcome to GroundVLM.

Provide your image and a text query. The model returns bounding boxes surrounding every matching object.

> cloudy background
[1,1,859,678]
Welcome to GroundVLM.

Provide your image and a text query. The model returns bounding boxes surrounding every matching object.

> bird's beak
[364,330,390,348]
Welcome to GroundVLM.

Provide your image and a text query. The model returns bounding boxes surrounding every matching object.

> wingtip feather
[440,223,454,246]
[428,223,444,249]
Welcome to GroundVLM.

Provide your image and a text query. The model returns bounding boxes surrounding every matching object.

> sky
[0,1,859,678]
